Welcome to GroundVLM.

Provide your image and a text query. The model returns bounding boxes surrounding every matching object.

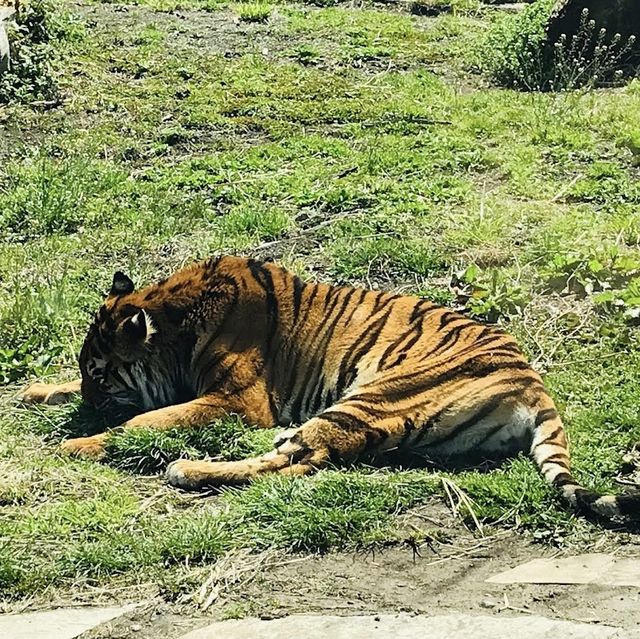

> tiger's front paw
[166,459,221,491]
[273,427,300,449]
[20,381,80,406]
[60,435,107,460]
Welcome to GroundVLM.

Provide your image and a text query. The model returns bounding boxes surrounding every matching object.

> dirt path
[84,501,640,638]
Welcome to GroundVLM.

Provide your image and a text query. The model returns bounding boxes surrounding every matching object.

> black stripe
[296,284,320,329]
[552,472,577,487]
[335,306,395,396]
[410,301,431,324]
[532,425,563,450]
[292,289,358,421]
[292,275,305,321]
[429,321,478,357]
[543,453,569,466]
[248,260,279,354]
[371,291,385,313]
[321,410,389,451]
[380,327,422,370]
[378,325,416,369]
[307,374,326,415]
[437,310,464,331]
[385,358,532,404]
[535,408,559,426]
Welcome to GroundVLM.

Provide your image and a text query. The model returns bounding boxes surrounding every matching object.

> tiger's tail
[532,407,640,521]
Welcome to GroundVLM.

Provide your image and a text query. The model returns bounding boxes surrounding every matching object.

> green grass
[234,2,274,22]
[1,0,640,603]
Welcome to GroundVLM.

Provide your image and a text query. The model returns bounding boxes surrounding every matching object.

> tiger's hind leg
[166,400,407,490]
[19,379,82,406]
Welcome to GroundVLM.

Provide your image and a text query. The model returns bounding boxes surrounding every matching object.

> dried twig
[441,477,484,536]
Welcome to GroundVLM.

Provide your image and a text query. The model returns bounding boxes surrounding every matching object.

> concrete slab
[179,614,640,639]
[0,606,134,639]
[487,554,640,587]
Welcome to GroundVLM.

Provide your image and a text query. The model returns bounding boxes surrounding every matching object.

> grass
[234,2,274,22]
[1,0,640,603]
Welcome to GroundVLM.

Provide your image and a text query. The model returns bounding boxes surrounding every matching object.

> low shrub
[481,1,638,91]
[0,0,78,104]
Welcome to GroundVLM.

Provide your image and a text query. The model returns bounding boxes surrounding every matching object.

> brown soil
[83,500,640,638]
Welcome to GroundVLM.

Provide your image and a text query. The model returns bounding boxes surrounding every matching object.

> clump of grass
[480,2,638,91]
[106,417,276,474]
[0,0,79,104]
[0,156,129,241]
[222,470,441,552]
[0,272,77,382]
[234,2,273,23]
[409,0,478,17]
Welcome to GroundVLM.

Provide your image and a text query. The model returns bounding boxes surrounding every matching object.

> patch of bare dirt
[82,500,640,638]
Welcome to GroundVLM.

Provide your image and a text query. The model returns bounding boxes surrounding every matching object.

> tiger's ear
[121,309,155,342]
[110,271,135,297]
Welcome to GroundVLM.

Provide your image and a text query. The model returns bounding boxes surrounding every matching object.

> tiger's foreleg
[167,401,404,490]
[19,379,82,405]
[61,390,275,460]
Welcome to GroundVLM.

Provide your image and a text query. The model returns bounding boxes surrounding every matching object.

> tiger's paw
[166,460,220,491]
[272,427,300,449]
[20,381,80,406]
[60,435,107,460]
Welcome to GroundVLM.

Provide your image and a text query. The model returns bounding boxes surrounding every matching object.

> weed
[0,0,79,104]
[234,2,273,23]
[481,3,638,91]
[454,264,529,323]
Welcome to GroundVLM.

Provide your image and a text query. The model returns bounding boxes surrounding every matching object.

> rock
[179,613,640,639]
[0,606,136,639]
[486,554,640,587]
[0,6,13,76]
[546,0,640,66]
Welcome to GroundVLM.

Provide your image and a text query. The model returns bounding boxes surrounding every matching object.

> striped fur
[22,256,640,521]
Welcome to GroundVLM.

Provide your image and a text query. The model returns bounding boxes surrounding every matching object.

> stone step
[0,606,135,639]
[178,614,640,639]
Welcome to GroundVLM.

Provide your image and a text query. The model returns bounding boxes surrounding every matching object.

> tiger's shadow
[369,451,640,533]
[49,403,136,439]
[50,408,640,532]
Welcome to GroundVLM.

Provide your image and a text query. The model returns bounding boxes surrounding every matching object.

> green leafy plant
[542,250,640,298]
[455,264,528,323]
[0,336,62,384]
[0,0,79,104]
[594,277,640,324]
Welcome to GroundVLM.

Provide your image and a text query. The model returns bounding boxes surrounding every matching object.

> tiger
[20,255,640,522]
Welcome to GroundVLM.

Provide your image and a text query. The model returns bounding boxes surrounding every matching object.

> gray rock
[0,606,135,639]
[0,9,11,76]
[179,614,640,639]
[487,553,640,587]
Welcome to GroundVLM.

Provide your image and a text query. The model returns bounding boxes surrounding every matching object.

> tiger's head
[79,271,160,411]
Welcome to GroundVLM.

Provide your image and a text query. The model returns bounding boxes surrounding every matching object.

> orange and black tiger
[21,256,640,521]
